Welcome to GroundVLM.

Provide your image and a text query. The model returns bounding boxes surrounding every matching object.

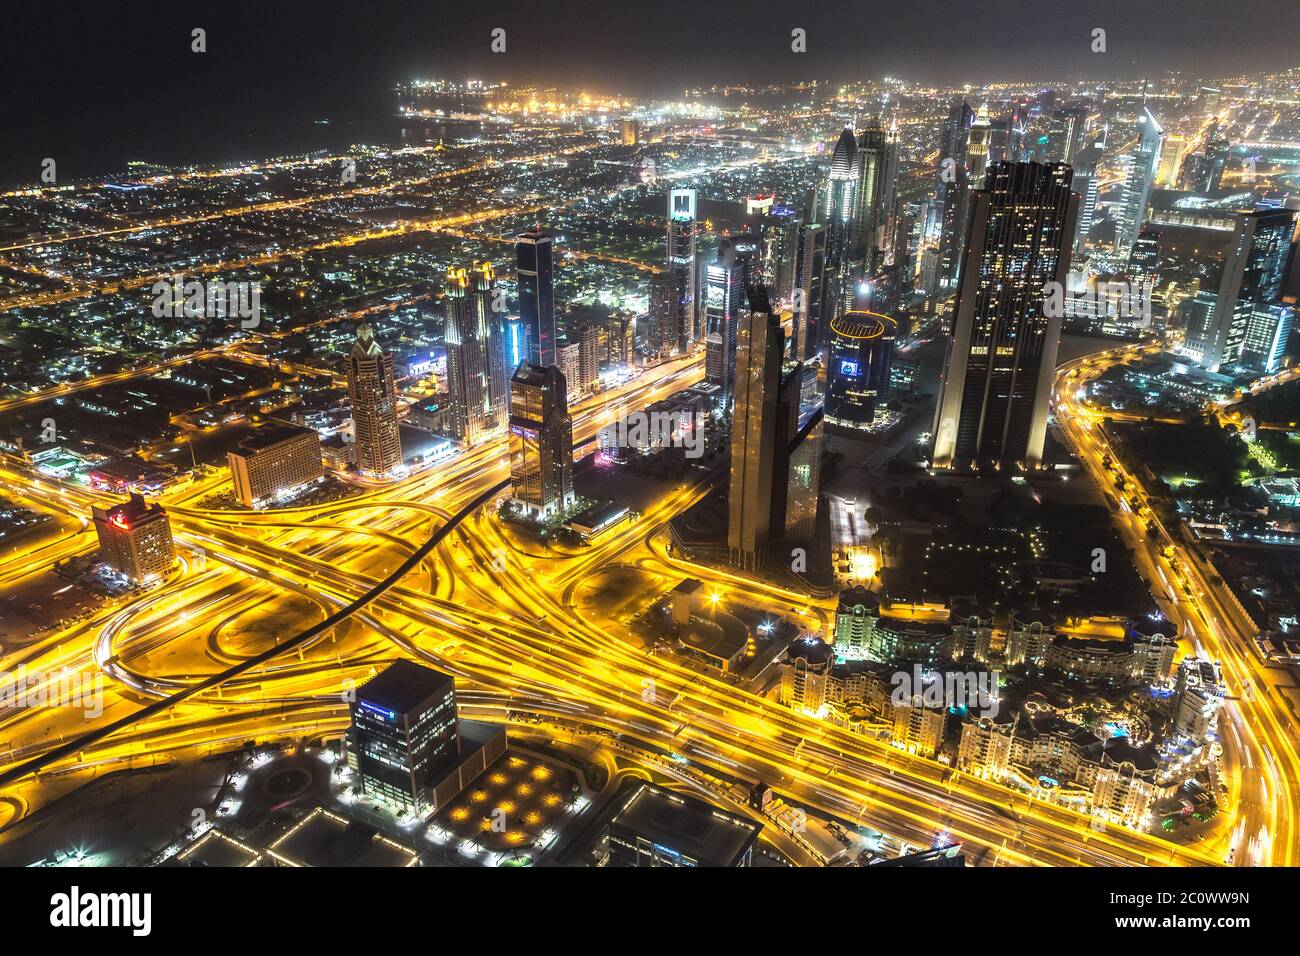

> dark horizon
[2,0,1299,185]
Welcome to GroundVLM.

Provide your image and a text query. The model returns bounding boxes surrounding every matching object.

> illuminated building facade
[516,227,556,367]
[227,423,323,508]
[932,162,1078,471]
[347,323,403,476]
[508,362,575,519]
[347,659,459,811]
[92,492,175,584]
[445,264,505,444]
[666,188,698,354]
[825,311,896,429]
[1114,105,1164,254]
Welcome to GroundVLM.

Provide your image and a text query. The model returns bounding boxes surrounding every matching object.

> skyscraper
[932,162,1079,471]
[667,188,698,355]
[647,268,675,357]
[705,237,749,402]
[794,222,828,360]
[849,118,899,278]
[825,311,896,430]
[347,322,403,475]
[967,104,992,188]
[508,363,575,520]
[516,227,556,367]
[1198,207,1298,372]
[729,288,786,571]
[756,205,800,303]
[444,265,497,444]
[1047,106,1087,165]
[821,128,859,284]
[1114,104,1164,254]
[936,101,974,290]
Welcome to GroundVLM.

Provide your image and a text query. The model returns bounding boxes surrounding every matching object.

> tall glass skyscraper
[445,265,500,444]
[1201,207,1298,372]
[516,227,555,367]
[705,237,752,402]
[508,362,575,519]
[932,162,1079,471]
[667,188,698,355]
[825,311,896,430]
[1114,105,1164,254]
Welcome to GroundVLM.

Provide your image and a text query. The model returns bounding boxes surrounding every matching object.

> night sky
[2,0,1298,184]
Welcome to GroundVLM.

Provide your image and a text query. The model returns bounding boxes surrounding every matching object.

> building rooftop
[356,658,455,715]
[233,422,317,454]
[607,782,761,867]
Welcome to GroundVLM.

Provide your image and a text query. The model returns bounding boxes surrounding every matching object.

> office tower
[647,268,675,356]
[1179,291,1222,364]
[516,227,556,367]
[227,423,322,508]
[1156,133,1187,187]
[1114,104,1164,254]
[779,376,821,543]
[666,188,698,354]
[825,311,896,430]
[1128,227,1161,318]
[932,162,1079,471]
[347,659,459,810]
[705,237,748,401]
[821,128,859,285]
[1071,145,1102,255]
[508,363,575,519]
[729,288,786,570]
[794,222,828,359]
[746,192,775,216]
[503,316,531,374]
[444,266,496,444]
[967,104,992,187]
[936,102,974,290]
[1189,127,1230,192]
[620,118,640,145]
[92,492,175,584]
[756,206,800,303]
[1199,207,1298,371]
[850,118,899,277]
[598,781,762,867]
[347,322,403,475]
[1171,658,1226,744]
[1047,106,1087,165]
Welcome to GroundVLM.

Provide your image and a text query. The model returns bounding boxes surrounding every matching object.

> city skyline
[2,6,1300,919]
